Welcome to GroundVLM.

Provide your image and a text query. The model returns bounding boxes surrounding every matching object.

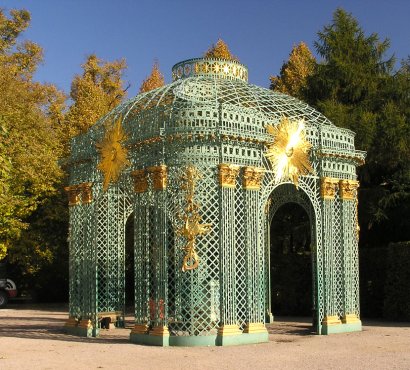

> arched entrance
[270,202,313,319]
[264,183,318,332]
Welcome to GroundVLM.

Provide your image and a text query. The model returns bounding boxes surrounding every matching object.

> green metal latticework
[65,57,365,344]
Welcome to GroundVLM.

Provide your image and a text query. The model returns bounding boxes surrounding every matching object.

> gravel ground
[0,303,409,370]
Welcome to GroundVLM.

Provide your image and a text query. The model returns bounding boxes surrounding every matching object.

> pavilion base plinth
[321,315,361,334]
[216,324,243,346]
[130,325,170,346]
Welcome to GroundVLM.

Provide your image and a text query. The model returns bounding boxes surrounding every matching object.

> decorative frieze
[320,177,339,200]
[131,169,148,193]
[218,163,240,188]
[339,179,359,200]
[242,166,265,190]
[148,165,168,191]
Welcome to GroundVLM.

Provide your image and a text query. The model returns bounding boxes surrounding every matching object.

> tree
[65,54,127,137]
[0,9,66,260]
[270,42,316,99]
[303,8,410,246]
[204,39,238,61]
[305,8,396,169]
[139,61,165,93]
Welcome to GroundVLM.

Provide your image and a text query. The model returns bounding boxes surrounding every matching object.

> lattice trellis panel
[166,164,220,336]
[94,185,133,316]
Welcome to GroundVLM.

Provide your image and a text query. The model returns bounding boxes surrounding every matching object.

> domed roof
[69,57,365,186]
[89,57,337,137]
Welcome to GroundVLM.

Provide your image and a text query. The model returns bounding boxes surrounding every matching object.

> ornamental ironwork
[65,56,366,345]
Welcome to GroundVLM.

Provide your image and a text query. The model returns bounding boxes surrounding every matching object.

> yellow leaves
[204,39,239,61]
[96,117,130,191]
[265,117,313,187]
[139,62,165,93]
[0,243,6,260]
[67,54,127,136]
[270,42,315,99]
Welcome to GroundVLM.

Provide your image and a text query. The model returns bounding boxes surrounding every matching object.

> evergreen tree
[304,8,410,246]
[204,39,238,61]
[139,61,165,93]
[270,42,316,100]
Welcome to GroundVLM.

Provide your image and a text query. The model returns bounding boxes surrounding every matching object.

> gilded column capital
[242,166,265,190]
[131,169,148,193]
[320,177,339,200]
[339,179,359,200]
[147,165,167,191]
[65,182,94,206]
[78,182,93,204]
[64,185,82,206]
[218,163,240,188]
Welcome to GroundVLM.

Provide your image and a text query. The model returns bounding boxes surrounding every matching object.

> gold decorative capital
[64,182,93,206]
[339,179,359,200]
[78,182,93,204]
[149,325,170,337]
[218,163,240,188]
[320,177,339,200]
[147,165,167,191]
[217,324,242,336]
[64,185,82,206]
[243,322,268,334]
[243,166,265,190]
[131,169,148,193]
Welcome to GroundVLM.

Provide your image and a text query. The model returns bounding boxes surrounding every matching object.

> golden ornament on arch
[96,116,130,191]
[264,117,313,187]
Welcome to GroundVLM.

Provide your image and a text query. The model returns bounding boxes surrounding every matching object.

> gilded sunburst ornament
[264,117,313,187]
[96,117,130,191]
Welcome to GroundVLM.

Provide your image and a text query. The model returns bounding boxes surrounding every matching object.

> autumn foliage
[139,62,165,93]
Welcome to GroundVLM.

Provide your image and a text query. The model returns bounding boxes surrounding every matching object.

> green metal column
[339,180,362,329]
[147,165,169,345]
[216,163,242,345]
[130,169,151,341]
[242,167,268,340]
[320,177,343,333]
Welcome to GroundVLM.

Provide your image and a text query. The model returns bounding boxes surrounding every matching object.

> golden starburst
[96,116,130,191]
[264,117,313,187]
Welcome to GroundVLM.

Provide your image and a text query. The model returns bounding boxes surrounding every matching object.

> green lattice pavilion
[65,57,365,346]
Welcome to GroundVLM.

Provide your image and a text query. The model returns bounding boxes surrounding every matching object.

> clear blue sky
[5,0,410,97]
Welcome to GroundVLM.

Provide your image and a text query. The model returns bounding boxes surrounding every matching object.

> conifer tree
[139,61,165,93]
[204,39,238,61]
[303,8,409,245]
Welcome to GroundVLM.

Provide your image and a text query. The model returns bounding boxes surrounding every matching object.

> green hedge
[359,247,387,318]
[383,242,410,320]
[360,242,410,320]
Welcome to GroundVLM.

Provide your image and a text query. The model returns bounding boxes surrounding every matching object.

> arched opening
[270,202,313,322]
[125,212,134,316]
